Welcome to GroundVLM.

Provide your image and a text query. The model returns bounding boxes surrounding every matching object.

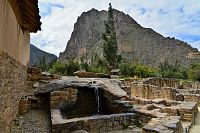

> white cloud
[31,0,200,56]
[191,41,200,50]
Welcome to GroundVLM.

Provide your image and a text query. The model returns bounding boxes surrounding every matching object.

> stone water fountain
[35,78,136,133]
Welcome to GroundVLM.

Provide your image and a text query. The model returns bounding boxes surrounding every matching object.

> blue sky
[31,0,200,56]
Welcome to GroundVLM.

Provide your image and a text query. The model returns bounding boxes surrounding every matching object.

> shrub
[158,61,188,79]
[119,63,157,78]
[188,63,200,81]
[49,61,79,76]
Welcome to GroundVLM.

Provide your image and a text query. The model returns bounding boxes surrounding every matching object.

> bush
[119,63,157,78]
[49,61,79,76]
[188,63,200,81]
[33,56,56,72]
[158,61,188,79]
[119,63,135,77]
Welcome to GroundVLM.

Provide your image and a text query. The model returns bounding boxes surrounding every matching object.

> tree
[102,3,120,69]
[188,63,200,81]
[158,60,188,79]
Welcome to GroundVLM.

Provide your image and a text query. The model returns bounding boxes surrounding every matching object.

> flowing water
[94,86,100,115]
[190,107,200,133]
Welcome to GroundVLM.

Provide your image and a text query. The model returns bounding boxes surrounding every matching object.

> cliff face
[30,44,57,66]
[59,8,200,67]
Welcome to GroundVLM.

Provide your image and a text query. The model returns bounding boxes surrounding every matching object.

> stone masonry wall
[0,49,27,132]
[131,83,176,100]
[50,88,78,109]
[180,81,200,89]
[182,94,200,106]
[51,113,136,133]
[143,78,180,89]
[50,87,105,119]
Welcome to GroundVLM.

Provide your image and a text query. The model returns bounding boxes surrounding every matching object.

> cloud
[31,0,200,56]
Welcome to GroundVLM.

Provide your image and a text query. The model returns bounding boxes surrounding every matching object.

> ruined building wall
[131,83,176,100]
[0,0,30,66]
[180,81,200,89]
[143,78,180,89]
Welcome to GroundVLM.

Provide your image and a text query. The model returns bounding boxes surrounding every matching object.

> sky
[31,0,200,56]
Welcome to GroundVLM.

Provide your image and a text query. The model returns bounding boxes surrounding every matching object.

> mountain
[30,44,57,66]
[59,8,200,67]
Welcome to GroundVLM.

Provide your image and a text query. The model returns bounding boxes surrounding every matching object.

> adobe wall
[0,0,30,66]
[0,49,26,132]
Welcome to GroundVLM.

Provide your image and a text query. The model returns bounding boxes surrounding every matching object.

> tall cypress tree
[102,3,118,69]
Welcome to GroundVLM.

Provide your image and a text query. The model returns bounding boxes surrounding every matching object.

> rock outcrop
[59,8,200,67]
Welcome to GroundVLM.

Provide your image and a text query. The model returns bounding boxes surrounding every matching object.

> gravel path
[11,109,50,133]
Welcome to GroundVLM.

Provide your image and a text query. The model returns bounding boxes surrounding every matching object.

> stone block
[19,98,28,115]
[33,82,39,88]
[28,67,41,74]
[50,101,59,109]
[100,126,112,132]
[51,96,61,101]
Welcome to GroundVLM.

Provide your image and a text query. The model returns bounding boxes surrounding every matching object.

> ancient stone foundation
[51,111,136,133]
[0,49,26,132]
[119,77,200,132]
[131,83,176,100]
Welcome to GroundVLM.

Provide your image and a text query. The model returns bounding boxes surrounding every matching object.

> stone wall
[0,49,26,132]
[50,88,78,109]
[0,0,30,65]
[143,78,180,89]
[131,83,176,100]
[50,87,96,119]
[51,111,136,133]
[182,94,200,105]
[180,81,200,89]
[122,78,179,99]
[50,87,115,119]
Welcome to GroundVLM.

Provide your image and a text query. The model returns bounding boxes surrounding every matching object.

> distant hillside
[30,44,57,66]
[59,8,200,67]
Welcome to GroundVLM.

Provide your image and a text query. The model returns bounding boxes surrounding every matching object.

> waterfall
[94,86,100,115]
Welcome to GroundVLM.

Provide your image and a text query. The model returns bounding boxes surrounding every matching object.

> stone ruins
[9,69,200,133]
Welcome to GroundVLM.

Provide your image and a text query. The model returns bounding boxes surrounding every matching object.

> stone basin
[51,109,136,133]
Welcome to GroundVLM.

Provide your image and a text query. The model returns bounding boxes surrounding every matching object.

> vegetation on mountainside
[44,57,200,81]
[158,61,188,79]
[188,63,200,81]
[30,44,57,66]
[49,60,79,76]
[102,3,121,69]
[33,56,56,71]
[119,63,157,78]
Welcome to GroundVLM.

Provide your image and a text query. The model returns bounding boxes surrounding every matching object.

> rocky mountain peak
[59,8,200,67]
